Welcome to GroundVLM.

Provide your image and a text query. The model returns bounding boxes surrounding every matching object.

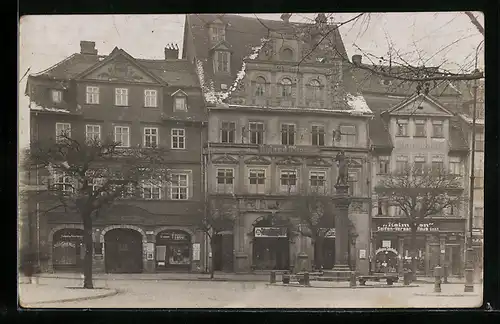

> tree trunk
[410,227,418,281]
[210,240,216,279]
[315,237,323,270]
[82,215,94,289]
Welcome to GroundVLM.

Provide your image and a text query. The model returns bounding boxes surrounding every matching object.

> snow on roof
[29,101,70,113]
[459,113,485,125]
[346,93,372,114]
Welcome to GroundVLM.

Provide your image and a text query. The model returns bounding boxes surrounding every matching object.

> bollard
[350,271,357,288]
[443,265,448,284]
[403,269,411,286]
[434,266,442,293]
[303,272,310,286]
[270,271,276,284]
[282,272,290,284]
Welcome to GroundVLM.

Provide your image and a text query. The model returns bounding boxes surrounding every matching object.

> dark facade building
[350,57,470,276]
[183,14,373,274]
[25,41,207,273]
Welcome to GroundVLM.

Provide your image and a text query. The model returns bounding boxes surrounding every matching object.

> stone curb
[37,275,270,283]
[267,283,421,289]
[21,288,120,306]
[413,292,480,297]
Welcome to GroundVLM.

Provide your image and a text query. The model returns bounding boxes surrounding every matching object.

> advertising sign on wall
[192,243,201,261]
[376,222,440,232]
[254,227,287,238]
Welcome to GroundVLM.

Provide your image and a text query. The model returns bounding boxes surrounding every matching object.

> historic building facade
[183,14,373,274]
[26,41,208,273]
[369,94,468,276]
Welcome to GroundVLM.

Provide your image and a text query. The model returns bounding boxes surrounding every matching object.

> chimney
[352,54,362,65]
[280,13,292,23]
[315,13,327,25]
[80,41,98,55]
[165,44,179,60]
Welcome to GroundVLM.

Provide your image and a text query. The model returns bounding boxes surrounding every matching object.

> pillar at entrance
[322,184,352,281]
[234,252,249,273]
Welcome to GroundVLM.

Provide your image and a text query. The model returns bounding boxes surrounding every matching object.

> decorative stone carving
[276,156,302,165]
[245,199,257,209]
[96,62,145,81]
[212,154,239,165]
[244,156,271,165]
[335,151,348,185]
[306,157,332,167]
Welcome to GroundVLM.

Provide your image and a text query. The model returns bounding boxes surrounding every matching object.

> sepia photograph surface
[18,12,484,309]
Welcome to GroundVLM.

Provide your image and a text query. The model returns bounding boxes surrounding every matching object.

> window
[215,51,230,73]
[307,80,322,101]
[396,156,409,173]
[414,156,426,175]
[445,204,456,217]
[115,88,129,106]
[55,123,71,142]
[281,48,293,61]
[431,156,444,173]
[377,198,388,215]
[144,127,158,148]
[281,123,296,145]
[280,78,293,98]
[52,90,62,103]
[249,122,264,144]
[114,126,130,147]
[396,119,408,136]
[432,120,444,138]
[475,132,484,151]
[339,125,356,147]
[174,97,187,111]
[348,171,358,196]
[211,26,225,42]
[378,156,390,174]
[310,171,326,191]
[449,157,461,175]
[52,171,73,193]
[473,207,484,228]
[254,77,266,97]
[280,169,297,193]
[144,90,157,108]
[474,168,484,188]
[414,119,426,137]
[86,86,100,104]
[85,125,101,142]
[171,173,188,200]
[394,205,404,217]
[171,128,185,149]
[142,180,162,200]
[311,125,325,146]
[249,169,266,194]
[216,168,234,193]
[221,121,236,143]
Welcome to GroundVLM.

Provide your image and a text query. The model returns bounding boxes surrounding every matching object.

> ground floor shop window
[252,226,289,270]
[52,229,84,271]
[156,230,191,270]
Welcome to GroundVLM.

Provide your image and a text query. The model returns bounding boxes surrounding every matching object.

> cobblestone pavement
[28,277,483,309]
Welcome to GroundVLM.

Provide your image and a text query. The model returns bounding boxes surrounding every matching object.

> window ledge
[395,135,410,138]
[413,135,427,138]
[143,106,160,109]
[431,136,445,139]
[115,105,131,108]
[171,147,187,150]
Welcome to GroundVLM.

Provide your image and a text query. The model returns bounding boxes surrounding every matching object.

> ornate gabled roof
[387,93,454,116]
[306,157,332,167]
[276,156,302,165]
[211,154,239,164]
[244,156,271,165]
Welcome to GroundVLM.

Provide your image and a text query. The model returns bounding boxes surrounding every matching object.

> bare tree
[25,133,170,288]
[198,196,237,279]
[375,164,463,278]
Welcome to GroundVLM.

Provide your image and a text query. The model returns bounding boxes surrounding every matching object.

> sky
[18,12,484,151]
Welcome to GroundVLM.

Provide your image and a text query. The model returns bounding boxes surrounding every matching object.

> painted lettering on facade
[258,145,319,155]
[376,222,439,232]
[254,227,287,238]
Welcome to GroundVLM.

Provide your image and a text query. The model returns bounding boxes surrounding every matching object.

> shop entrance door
[445,244,462,276]
[213,234,234,272]
[105,229,143,273]
[253,237,290,270]
[314,238,335,270]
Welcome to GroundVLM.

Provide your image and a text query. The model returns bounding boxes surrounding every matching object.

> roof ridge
[30,53,78,77]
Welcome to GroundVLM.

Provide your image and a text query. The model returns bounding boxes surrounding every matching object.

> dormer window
[172,90,188,111]
[211,26,225,42]
[52,90,62,103]
[215,51,230,73]
[281,48,294,61]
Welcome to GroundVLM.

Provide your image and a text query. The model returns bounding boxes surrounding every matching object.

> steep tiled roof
[31,51,199,88]
[369,114,393,149]
[449,116,469,152]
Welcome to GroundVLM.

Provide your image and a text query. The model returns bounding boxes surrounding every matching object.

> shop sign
[192,243,201,261]
[359,249,367,259]
[376,222,439,232]
[382,240,391,248]
[54,241,76,248]
[472,229,483,236]
[321,228,335,238]
[254,227,287,238]
[258,145,319,155]
[60,234,83,239]
[159,231,189,241]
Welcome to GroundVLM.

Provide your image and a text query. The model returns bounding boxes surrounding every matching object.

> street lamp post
[464,40,483,293]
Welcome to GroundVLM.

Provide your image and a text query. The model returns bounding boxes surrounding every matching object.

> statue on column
[335,150,348,186]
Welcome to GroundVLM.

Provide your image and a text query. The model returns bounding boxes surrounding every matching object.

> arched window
[280,78,292,98]
[255,76,266,97]
[307,79,322,101]
[281,48,294,61]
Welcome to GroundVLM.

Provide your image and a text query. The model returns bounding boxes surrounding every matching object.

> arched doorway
[52,228,84,272]
[105,228,143,273]
[314,229,335,270]
[374,248,399,273]
[252,215,291,270]
[155,230,191,271]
